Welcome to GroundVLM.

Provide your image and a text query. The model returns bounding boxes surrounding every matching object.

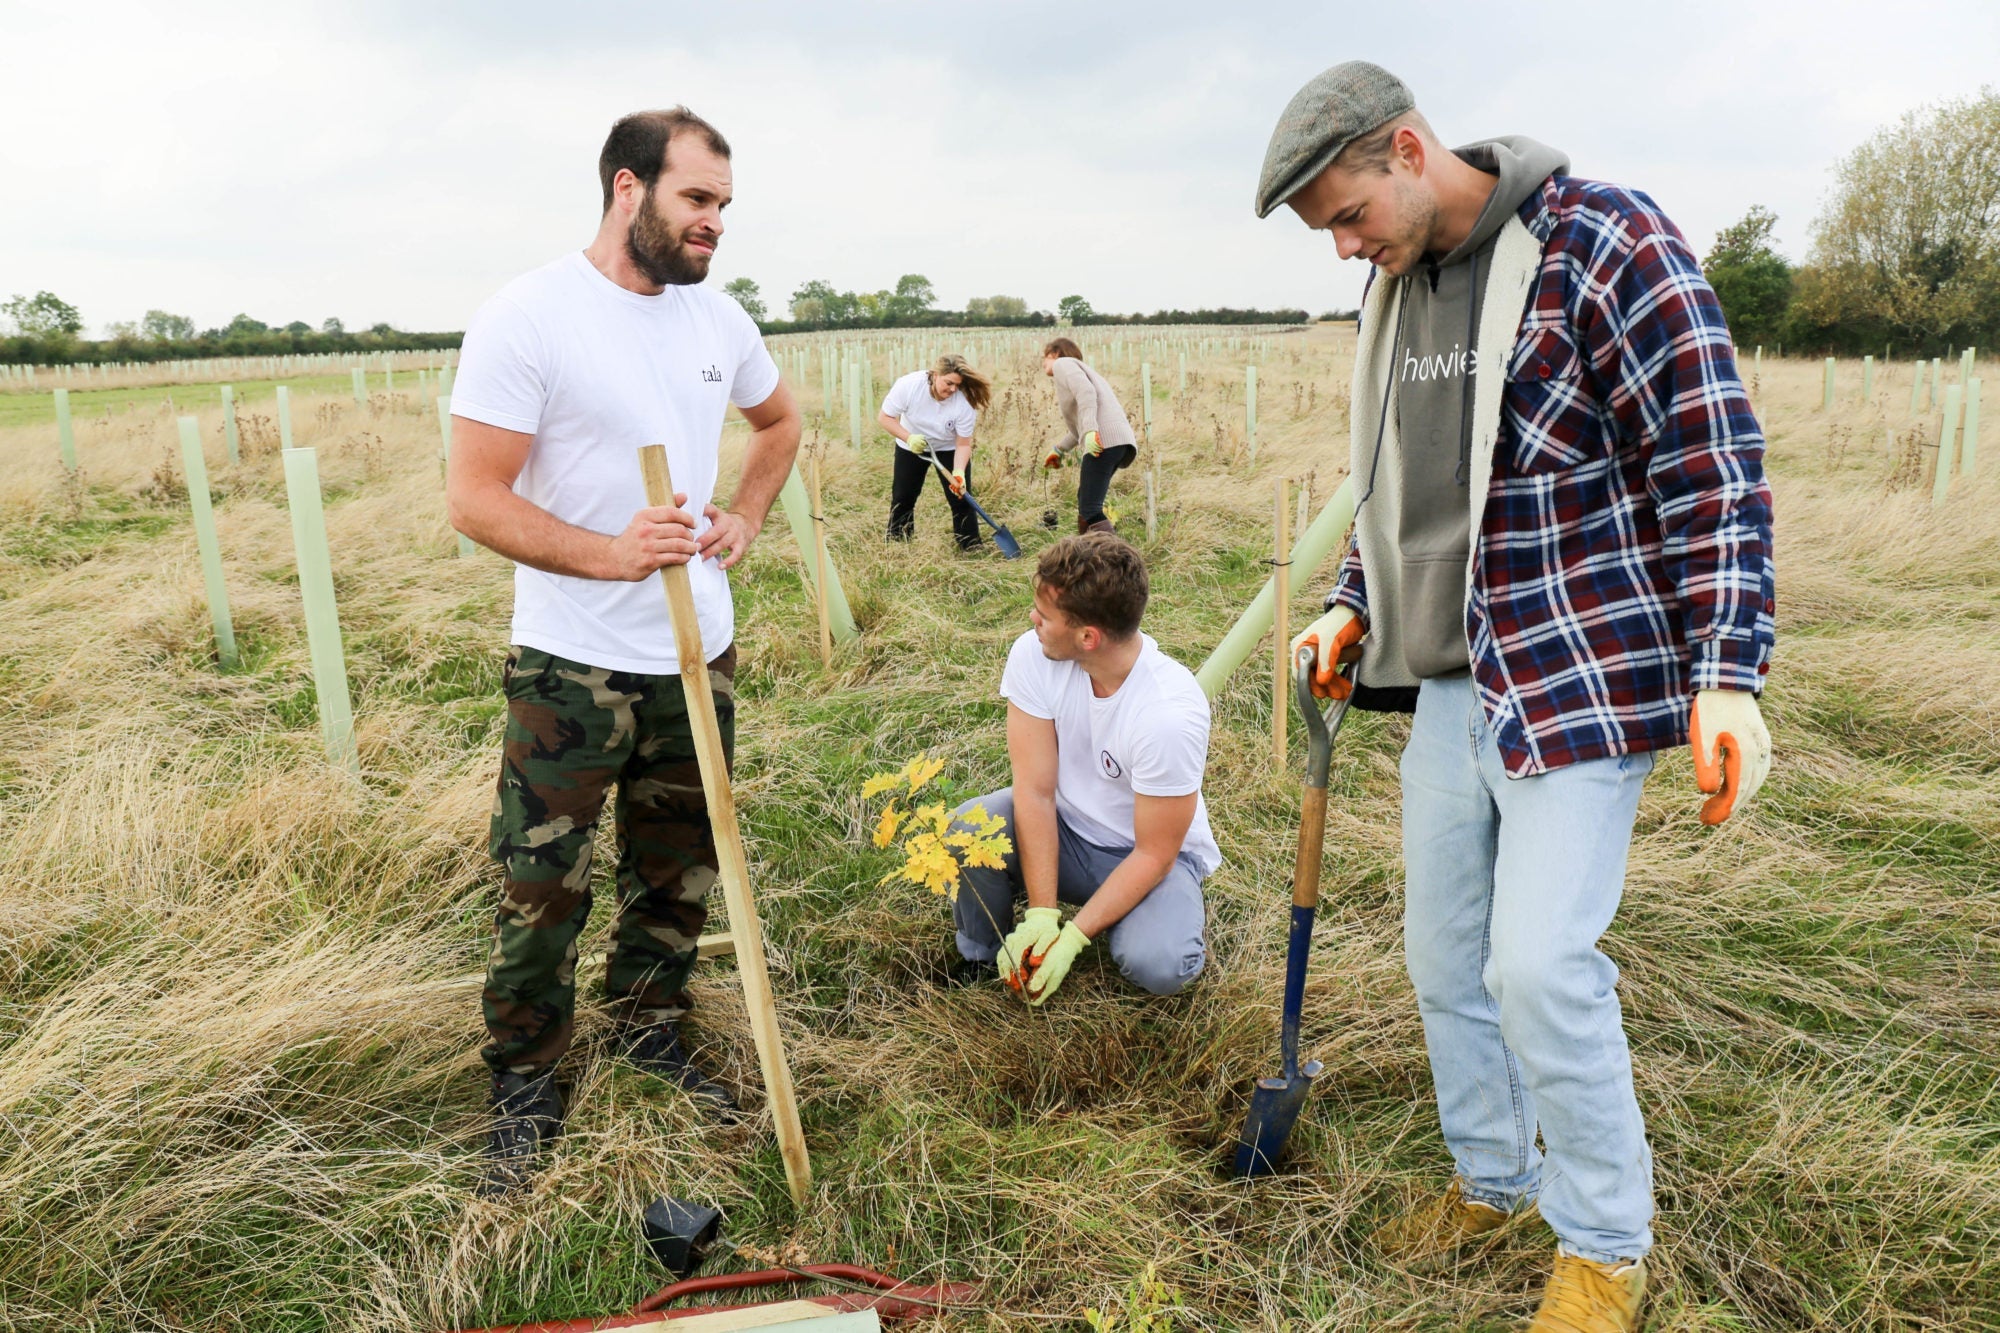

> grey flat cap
[1255,61,1415,218]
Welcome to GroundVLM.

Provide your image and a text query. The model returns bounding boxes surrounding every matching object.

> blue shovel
[923,450,1021,558]
[1231,645,1355,1177]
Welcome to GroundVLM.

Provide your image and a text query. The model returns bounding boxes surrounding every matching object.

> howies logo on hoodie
[1392,134,1570,681]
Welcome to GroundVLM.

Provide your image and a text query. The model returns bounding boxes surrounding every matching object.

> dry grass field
[0,327,1993,1331]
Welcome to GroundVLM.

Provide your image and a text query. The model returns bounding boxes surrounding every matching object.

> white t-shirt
[451,252,781,674]
[881,369,977,453]
[1000,630,1221,877]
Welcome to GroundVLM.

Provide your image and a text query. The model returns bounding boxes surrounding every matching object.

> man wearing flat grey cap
[1258,61,1776,1333]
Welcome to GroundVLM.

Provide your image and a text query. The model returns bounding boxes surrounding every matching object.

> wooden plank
[697,932,736,960]
[619,1300,871,1331]
[638,444,811,1206]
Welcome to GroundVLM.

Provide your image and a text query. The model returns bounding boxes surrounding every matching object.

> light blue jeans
[1400,674,1656,1263]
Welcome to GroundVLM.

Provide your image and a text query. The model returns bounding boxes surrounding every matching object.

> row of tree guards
[1783,344,1983,506]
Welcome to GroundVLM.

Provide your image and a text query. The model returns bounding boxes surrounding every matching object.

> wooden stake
[1272,476,1289,771]
[809,457,832,664]
[1144,460,1158,542]
[637,443,811,1207]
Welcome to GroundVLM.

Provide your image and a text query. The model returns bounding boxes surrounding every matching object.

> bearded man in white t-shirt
[445,107,801,1197]
[950,533,1219,1002]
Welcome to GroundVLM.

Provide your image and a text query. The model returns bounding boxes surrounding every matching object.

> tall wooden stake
[1272,476,1289,771]
[638,444,811,1207]
[809,457,832,664]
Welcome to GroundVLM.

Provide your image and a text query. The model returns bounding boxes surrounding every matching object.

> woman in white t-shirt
[877,353,992,550]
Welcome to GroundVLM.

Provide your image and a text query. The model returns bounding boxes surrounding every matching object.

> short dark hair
[1043,336,1084,361]
[598,107,731,213]
[1035,532,1148,638]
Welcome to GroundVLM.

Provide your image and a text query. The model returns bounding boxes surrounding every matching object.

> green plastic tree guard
[1141,362,1153,437]
[221,384,240,464]
[351,367,366,406]
[1195,476,1356,698]
[1963,379,1981,476]
[277,385,294,451]
[1822,358,1834,411]
[1863,355,1873,402]
[178,417,237,668]
[1246,365,1258,461]
[777,465,857,642]
[54,387,76,471]
[1934,385,1963,509]
[281,446,359,771]
[1909,360,1926,416]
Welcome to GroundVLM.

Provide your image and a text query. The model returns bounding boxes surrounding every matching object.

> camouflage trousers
[480,644,735,1077]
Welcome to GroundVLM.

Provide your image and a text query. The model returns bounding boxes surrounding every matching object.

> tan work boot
[1371,1177,1528,1271]
[1525,1250,1647,1331]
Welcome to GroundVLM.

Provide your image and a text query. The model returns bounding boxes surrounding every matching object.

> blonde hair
[931,354,992,411]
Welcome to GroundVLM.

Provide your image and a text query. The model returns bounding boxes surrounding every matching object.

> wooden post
[221,385,240,463]
[638,444,811,1207]
[54,387,76,471]
[809,457,832,665]
[1272,476,1289,772]
[277,385,294,450]
[1245,365,1258,462]
[281,447,358,770]
[178,417,237,668]
[1933,385,1963,508]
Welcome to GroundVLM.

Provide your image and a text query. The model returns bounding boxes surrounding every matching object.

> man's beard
[626,193,713,286]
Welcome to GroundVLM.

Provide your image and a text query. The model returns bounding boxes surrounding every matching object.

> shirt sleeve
[1589,200,1775,694]
[880,373,912,419]
[1128,690,1209,798]
[1055,360,1100,439]
[951,401,978,440]
[450,295,546,435]
[726,301,781,410]
[999,632,1054,719]
[1328,535,1369,622]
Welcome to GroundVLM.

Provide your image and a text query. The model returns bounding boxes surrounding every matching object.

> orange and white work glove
[997,907,1063,989]
[1289,606,1365,700]
[948,468,967,497]
[1042,447,1067,470]
[1690,689,1770,826]
[1082,429,1103,457]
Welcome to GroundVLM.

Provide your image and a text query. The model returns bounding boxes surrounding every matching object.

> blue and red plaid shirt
[1333,174,1775,778]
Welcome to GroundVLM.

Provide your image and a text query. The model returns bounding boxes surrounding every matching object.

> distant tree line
[1,296,460,365]
[711,276,1315,334]
[1705,89,2000,358]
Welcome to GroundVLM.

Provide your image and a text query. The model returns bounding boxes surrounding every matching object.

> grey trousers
[951,787,1207,996]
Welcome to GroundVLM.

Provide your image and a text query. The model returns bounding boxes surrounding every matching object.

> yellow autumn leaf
[861,771,903,799]
[903,754,947,792]
[871,805,904,849]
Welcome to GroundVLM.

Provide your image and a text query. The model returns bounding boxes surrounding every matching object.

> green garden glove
[1083,429,1102,456]
[1024,921,1092,1007]
[997,906,1062,989]
[906,433,928,452]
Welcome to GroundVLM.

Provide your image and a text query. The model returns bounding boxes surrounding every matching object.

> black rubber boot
[477,1069,564,1199]
[946,956,998,988]
[621,1026,742,1123]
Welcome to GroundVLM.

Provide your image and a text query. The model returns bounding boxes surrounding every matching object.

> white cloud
[2,0,1995,334]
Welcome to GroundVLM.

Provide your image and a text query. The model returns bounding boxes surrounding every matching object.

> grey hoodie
[1394,135,1569,679]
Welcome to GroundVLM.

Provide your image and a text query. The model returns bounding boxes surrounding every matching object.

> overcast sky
[4,0,1996,336]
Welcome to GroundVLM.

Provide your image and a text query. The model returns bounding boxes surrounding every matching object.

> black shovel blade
[1230,1058,1323,1177]
[990,524,1021,559]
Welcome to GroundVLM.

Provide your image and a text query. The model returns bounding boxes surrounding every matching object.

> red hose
[448,1264,980,1331]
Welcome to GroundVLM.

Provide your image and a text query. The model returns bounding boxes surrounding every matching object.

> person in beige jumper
[1042,337,1139,534]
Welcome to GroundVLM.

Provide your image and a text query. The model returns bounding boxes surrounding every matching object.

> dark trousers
[887,447,980,549]
[480,645,735,1076]
[1077,444,1137,529]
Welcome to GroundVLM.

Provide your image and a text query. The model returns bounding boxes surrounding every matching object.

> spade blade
[1230,1059,1323,1178]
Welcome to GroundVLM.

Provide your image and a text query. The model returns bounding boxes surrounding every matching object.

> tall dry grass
[0,330,1993,1331]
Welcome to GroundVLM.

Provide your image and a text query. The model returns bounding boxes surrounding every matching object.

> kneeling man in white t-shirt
[951,532,1220,1002]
